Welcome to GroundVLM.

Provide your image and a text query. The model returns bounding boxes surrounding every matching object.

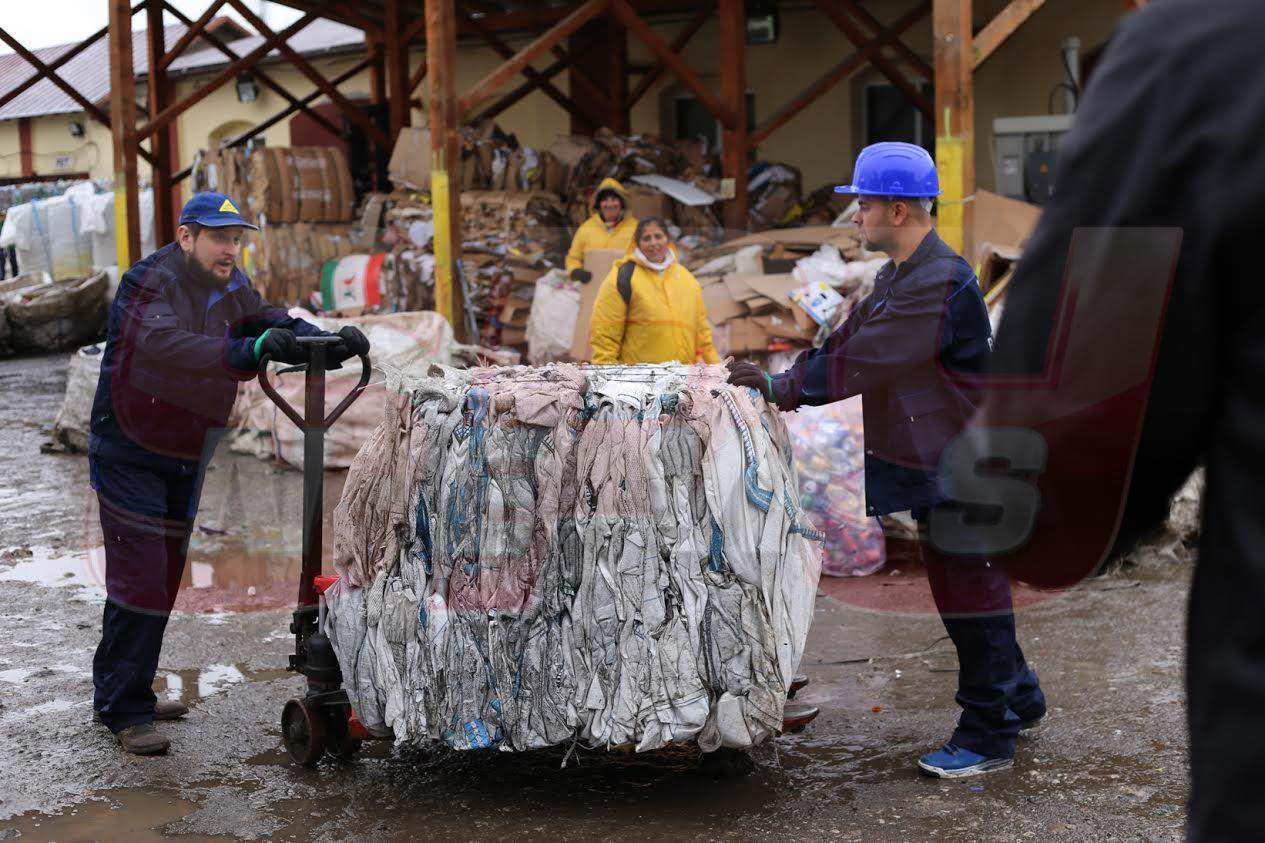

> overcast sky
[0,0,304,54]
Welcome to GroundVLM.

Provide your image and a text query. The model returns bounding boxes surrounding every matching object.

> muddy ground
[0,352,1191,841]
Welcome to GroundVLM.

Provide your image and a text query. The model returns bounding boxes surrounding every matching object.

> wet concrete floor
[0,353,1191,841]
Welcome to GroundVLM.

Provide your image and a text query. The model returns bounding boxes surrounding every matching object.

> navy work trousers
[90,441,207,733]
[923,545,1047,759]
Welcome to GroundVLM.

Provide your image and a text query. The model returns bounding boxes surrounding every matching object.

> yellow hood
[592,177,629,212]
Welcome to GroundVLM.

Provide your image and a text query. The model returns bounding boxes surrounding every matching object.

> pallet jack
[258,338,817,767]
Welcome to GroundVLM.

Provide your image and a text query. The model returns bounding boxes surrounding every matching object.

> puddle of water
[0,546,106,599]
[154,664,292,709]
[0,787,230,843]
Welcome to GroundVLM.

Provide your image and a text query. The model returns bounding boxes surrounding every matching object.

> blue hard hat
[834,142,940,198]
[178,191,259,230]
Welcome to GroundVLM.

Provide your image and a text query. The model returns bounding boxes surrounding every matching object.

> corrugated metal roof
[167,18,365,75]
[0,18,367,123]
[0,24,185,121]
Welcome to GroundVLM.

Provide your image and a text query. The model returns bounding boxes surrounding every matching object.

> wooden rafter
[0,27,116,128]
[809,0,932,120]
[385,0,411,140]
[156,0,227,72]
[610,0,736,128]
[162,1,345,141]
[272,0,380,35]
[461,8,609,128]
[749,1,929,149]
[138,11,317,141]
[225,0,392,149]
[458,0,610,117]
[834,0,933,79]
[973,0,1047,69]
[624,0,713,110]
[0,22,109,112]
[471,49,579,123]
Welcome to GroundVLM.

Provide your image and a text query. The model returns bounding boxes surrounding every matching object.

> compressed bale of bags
[5,271,108,352]
[50,343,105,451]
[326,363,823,754]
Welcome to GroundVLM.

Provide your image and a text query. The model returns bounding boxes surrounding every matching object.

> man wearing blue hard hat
[729,141,1045,777]
[87,192,370,755]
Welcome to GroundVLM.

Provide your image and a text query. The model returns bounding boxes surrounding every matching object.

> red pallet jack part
[788,673,809,699]
[347,709,375,741]
[781,703,820,734]
[314,574,340,595]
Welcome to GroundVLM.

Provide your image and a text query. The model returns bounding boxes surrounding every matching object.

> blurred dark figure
[989,1,1263,836]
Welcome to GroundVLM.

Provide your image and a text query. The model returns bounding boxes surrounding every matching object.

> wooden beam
[162,1,345,141]
[624,0,713,110]
[0,22,109,113]
[385,0,411,142]
[138,11,317,141]
[458,0,610,117]
[427,0,467,339]
[749,1,928,149]
[809,0,932,120]
[148,1,177,246]
[0,27,114,128]
[156,0,226,72]
[973,0,1046,69]
[463,9,608,129]
[934,0,974,258]
[834,0,933,80]
[471,51,578,123]
[108,0,142,268]
[271,0,381,35]
[225,0,392,150]
[610,0,736,128]
[719,0,747,233]
[409,57,429,95]
[608,15,629,133]
[17,119,33,177]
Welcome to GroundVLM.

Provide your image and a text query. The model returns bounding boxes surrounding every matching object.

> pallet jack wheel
[282,698,327,767]
[325,709,362,763]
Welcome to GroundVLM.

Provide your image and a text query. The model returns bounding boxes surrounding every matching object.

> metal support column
[109,0,142,268]
[426,0,466,339]
[933,0,974,260]
[719,0,748,234]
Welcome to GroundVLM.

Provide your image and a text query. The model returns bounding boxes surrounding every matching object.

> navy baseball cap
[178,191,259,230]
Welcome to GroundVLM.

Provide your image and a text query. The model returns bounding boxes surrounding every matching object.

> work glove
[727,360,775,403]
[253,328,305,365]
[571,268,593,284]
[329,325,371,365]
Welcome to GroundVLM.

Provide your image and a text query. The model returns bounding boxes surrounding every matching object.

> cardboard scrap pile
[686,224,885,361]
[970,189,1043,333]
[245,223,369,306]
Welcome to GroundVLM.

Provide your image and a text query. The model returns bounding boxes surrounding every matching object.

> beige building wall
[0,0,1129,198]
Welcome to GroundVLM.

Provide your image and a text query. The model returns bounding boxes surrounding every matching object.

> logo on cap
[219,198,239,214]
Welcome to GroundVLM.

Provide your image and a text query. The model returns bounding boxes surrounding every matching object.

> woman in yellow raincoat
[565,177,638,282]
[589,216,719,365]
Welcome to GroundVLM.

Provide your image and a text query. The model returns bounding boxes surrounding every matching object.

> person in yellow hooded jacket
[565,177,639,282]
[589,216,720,365]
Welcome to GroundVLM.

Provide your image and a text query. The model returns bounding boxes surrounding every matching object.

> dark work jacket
[90,242,326,463]
[983,2,1265,835]
[772,230,991,516]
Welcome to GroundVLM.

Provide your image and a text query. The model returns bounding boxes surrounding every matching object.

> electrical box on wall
[993,114,1073,205]
[745,0,779,44]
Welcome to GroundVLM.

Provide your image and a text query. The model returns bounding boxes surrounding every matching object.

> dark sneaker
[154,700,188,721]
[117,723,170,755]
[917,743,1013,778]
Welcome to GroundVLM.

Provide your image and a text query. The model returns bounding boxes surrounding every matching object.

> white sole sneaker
[917,756,1014,778]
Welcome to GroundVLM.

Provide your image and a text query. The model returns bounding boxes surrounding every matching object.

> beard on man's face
[183,250,230,290]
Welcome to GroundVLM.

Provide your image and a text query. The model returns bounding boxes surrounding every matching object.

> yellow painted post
[431,168,454,326]
[933,0,974,261]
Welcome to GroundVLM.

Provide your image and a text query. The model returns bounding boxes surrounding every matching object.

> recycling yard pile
[325,363,823,752]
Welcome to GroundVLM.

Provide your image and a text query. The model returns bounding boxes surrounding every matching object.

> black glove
[726,360,775,403]
[329,325,370,365]
[571,268,593,284]
[254,328,304,365]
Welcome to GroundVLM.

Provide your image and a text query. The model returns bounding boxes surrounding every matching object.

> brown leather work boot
[154,700,188,721]
[117,723,170,755]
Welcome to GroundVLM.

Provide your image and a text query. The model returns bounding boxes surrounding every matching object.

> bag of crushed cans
[784,396,886,577]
